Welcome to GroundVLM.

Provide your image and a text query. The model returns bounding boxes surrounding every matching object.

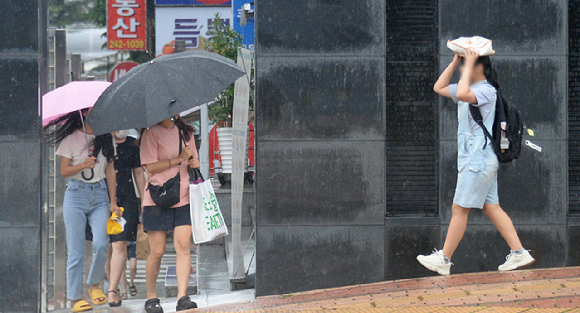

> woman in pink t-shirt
[138,116,200,313]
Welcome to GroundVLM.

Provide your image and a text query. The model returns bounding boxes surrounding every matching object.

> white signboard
[155,6,232,56]
[230,47,251,279]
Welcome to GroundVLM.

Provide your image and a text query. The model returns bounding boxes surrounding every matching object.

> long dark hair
[175,117,195,142]
[135,117,196,146]
[44,109,87,145]
[44,110,115,162]
[93,134,115,162]
[476,56,499,89]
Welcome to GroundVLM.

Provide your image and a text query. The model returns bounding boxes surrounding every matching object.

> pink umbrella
[43,81,111,181]
[42,81,111,126]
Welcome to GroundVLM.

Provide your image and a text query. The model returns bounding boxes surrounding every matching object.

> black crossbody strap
[468,104,493,150]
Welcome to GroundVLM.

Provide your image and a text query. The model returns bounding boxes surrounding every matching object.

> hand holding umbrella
[43,81,111,182]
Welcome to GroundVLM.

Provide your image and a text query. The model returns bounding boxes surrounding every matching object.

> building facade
[254,0,578,296]
[0,0,47,311]
[3,0,580,310]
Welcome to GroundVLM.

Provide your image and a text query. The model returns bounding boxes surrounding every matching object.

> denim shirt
[449,80,498,172]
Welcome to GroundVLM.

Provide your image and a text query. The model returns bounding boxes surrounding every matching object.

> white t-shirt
[56,130,108,183]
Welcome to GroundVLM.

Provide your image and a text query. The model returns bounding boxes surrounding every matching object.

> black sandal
[129,285,137,296]
[176,296,197,311]
[145,298,164,313]
[108,290,122,307]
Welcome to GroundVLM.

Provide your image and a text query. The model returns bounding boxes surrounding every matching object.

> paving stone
[197,267,580,312]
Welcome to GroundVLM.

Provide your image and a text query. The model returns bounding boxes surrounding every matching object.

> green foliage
[210,86,236,127]
[49,0,93,27]
[206,13,243,61]
[205,13,245,126]
[89,0,107,27]
[129,51,151,64]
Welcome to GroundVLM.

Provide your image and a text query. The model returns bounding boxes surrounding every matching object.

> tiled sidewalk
[194,267,580,312]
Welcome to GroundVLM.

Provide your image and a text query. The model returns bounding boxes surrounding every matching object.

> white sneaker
[498,250,535,271]
[417,249,452,276]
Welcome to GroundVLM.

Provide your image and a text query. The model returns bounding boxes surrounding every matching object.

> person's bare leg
[145,231,166,300]
[108,241,128,303]
[482,204,523,251]
[174,225,192,299]
[129,257,137,287]
[442,204,471,259]
[105,243,113,281]
[120,263,128,296]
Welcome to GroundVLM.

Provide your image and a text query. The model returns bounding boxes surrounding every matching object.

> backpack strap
[468,104,493,150]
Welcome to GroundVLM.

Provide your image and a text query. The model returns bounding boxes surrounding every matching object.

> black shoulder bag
[148,130,185,209]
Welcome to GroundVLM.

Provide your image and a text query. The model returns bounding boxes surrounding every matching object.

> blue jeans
[63,179,110,300]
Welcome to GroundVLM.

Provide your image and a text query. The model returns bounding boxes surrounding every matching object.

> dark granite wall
[568,0,580,267]
[255,0,571,297]
[385,0,439,215]
[0,0,46,311]
[570,0,580,213]
[255,0,386,296]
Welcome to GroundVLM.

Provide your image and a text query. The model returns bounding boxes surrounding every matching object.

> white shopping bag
[447,36,495,56]
[189,171,228,244]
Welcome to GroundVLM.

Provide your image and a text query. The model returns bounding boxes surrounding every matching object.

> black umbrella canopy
[87,50,246,135]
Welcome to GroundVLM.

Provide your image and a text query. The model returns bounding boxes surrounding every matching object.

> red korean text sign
[107,0,147,51]
[110,62,139,82]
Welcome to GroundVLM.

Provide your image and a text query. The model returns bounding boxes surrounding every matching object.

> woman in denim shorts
[417,49,535,275]
[45,110,120,312]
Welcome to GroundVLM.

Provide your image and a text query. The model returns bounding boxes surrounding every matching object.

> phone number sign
[107,0,147,51]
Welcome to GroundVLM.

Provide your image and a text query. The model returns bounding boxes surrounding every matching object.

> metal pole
[200,103,210,178]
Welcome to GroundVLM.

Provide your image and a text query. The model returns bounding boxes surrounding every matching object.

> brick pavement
[192,267,580,312]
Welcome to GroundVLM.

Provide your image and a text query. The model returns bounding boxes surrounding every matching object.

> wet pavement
[193,267,580,312]
[51,289,255,313]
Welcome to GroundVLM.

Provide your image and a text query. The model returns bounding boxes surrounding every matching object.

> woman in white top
[45,109,121,312]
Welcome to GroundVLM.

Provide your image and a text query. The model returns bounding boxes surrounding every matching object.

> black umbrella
[87,50,246,135]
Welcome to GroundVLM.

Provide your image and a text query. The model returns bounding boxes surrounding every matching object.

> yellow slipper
[88,288,107,306]
[71,300,93,312]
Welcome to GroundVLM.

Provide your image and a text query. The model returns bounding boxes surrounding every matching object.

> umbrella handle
[189,168,204,184]
[82,168,95,181]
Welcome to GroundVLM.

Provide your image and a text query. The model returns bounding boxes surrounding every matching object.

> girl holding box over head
[417,47,534,275]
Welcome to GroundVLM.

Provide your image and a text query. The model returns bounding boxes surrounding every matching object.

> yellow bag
[107,207,125,235]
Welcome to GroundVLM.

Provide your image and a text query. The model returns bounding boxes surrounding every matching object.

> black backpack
[469,90,523,163]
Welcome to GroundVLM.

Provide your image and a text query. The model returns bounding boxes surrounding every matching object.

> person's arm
[144,146,194,174]
[60,156,96,178]
[133,166,146,199]
[434,54,461,98]
[456,49,479,104]
[106,160,122,217]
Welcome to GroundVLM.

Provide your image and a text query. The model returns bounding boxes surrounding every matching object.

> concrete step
[123,247,196,284]
[196,244,230,294]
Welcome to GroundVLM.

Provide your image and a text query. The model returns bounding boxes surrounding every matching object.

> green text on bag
[203,192,224,231]
[205,213,225,231]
